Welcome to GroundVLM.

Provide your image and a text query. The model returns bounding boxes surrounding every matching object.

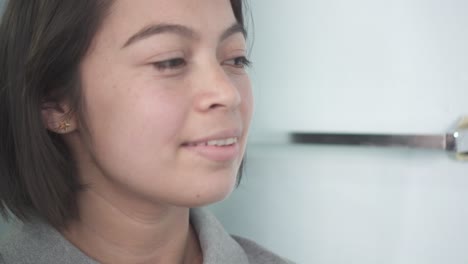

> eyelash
[225,56,252,68]
[152,56,252,71]
[153,58,186,71]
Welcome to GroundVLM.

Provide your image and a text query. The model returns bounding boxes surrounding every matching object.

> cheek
[237,77,254,125]
[82,76,189,168]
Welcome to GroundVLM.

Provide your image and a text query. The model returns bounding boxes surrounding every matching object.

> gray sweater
[0,208,293,264]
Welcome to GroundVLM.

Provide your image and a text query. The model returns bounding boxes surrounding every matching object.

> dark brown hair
[0,0,247,229]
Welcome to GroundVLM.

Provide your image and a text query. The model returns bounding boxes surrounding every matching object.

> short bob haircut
[0,0,247,229]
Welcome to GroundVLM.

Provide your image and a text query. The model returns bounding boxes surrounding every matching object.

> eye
[152,58,186,71]
[223,56,252,69]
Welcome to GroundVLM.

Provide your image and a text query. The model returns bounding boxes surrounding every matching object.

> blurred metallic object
[290,117,468,160]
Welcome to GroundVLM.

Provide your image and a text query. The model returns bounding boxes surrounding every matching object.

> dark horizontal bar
[290,132,456,151]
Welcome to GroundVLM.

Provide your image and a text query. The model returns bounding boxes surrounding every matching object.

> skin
[42,0,253,263]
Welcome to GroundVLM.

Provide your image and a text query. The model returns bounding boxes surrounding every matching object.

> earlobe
[57,119,72,133]
[41,101,77,134]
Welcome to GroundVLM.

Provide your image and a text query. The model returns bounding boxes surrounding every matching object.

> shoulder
[0,219,53,263]
[0,218,96,264]
[231,235,296,264]
[0,221,37,263]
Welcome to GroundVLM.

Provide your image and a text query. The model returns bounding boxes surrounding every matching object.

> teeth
[184,137,238,147]
[205,137,237,146]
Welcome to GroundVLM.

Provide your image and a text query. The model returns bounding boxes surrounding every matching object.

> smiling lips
[183,137,238,147]
[182,134,241,162]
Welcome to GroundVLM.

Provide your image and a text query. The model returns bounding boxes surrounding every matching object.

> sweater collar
[3,208,249,264]
[190,208,249,264]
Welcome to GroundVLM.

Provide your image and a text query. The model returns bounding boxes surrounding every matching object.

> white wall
[210,145,468,264]
[209,0,468,264]
[247,0,468,136]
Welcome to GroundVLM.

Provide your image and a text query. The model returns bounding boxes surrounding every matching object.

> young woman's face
[75,0,253,207]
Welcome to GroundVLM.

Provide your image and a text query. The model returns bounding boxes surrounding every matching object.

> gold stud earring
[58,120,71,132]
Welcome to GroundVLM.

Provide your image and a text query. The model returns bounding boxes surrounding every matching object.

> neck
[62,189,202,264]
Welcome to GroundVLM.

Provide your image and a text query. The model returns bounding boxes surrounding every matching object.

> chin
[177,173,238,208]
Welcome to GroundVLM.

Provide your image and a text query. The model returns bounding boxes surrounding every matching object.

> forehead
[98,0,237,46]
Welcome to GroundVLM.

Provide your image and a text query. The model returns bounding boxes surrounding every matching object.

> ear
[41,101,77,134]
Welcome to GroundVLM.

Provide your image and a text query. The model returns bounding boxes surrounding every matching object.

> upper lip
[182,129,242,145]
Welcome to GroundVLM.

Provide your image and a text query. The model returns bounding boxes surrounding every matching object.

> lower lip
[182,143,240,162]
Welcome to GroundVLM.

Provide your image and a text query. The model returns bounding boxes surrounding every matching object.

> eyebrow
[122,22,246,48]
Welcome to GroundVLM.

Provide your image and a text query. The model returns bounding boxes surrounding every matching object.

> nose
[193,61,242,112]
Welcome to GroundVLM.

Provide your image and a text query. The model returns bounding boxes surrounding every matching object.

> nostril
[209,103,225,109]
